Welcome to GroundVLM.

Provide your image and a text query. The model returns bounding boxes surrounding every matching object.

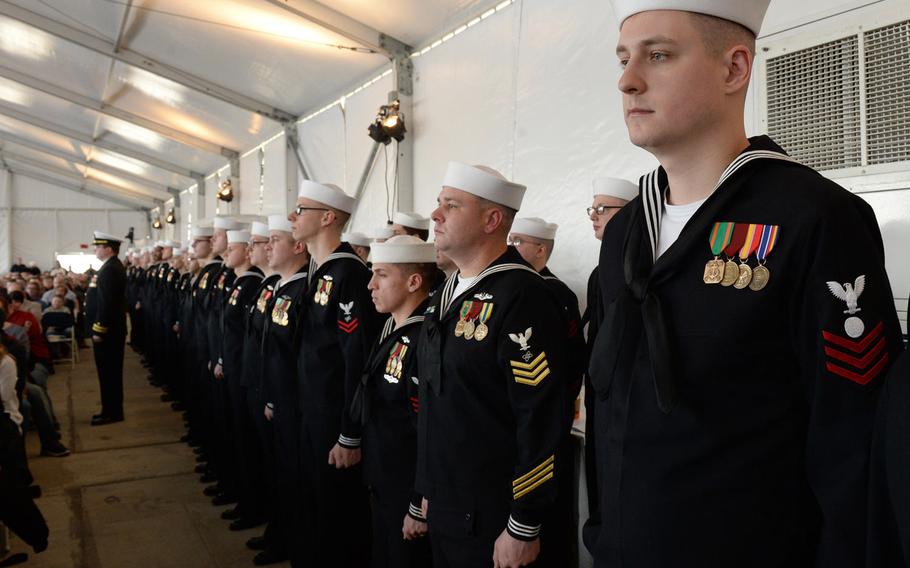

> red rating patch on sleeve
[338,318,359,334]
[822,321,889,385]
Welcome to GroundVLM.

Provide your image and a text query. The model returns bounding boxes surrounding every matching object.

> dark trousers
[370,486,432,568]
[230,382,267,520]
[247,386,286,553]
[295,418,371,568]
[273,405,301,562]
[93,333,125,418]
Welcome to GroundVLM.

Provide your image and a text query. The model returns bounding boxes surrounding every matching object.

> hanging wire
[96,0,378,53]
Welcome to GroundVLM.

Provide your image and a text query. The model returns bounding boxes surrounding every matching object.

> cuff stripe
[338,435,361,447]
[507,516,540,539]
[408,504,426,520]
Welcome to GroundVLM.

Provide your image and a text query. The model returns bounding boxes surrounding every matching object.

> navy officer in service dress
[86,231,127,425]
[588,2,903,566]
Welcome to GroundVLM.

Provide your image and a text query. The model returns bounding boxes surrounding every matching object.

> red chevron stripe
[822,321,884,353]
[824,337,887,370]
[409,396,419,414]
[338,319,359,334]
[826,353,890,385]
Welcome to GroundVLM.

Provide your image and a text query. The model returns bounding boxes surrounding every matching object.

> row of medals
[455,317,489,341]
[313,290,330,306]
[385,356,403,377]
[703,256,770,291]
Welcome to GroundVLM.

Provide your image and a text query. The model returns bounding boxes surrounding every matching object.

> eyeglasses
[507,236,542,247]
[294,206,329,215]
[586,205,623,216]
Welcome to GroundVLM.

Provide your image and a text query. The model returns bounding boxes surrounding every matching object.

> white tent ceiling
[0,0,497,209]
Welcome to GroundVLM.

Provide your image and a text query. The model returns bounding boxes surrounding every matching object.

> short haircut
[477,197,517,229]
[688,12,756,57]
[9,290,25,304]
[396,263,438,293]
[400,226,430,242]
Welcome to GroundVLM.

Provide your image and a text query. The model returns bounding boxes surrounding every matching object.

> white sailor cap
[162,240,180,249]
[227,230,251,244]
[250,221,270,238]
[511,217,558,241]
[92,231,122,245]
[213,216,242,231]
[268,214,293,234]
[392,211,431,231]
[342,232,372,247]
[612,0,770,36]
[592,177,638,201]
[192,227,214,239]
[371,235,438,264]
[442,162,526,211]
[367,226,395,241]
[297,180,356,213]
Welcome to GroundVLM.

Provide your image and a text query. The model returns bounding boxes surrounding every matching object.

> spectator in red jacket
[6,292,51,367]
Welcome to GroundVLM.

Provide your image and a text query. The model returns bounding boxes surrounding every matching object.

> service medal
[455,319,466,337]
[473,303,494,341]
[734,263,753,289]
[704,222,734,284]
[463,320,476,340]
[720,224,747,287]
[733,224,764,290]
[749,225,779,292]
[474,324,488,342]
[455,301,473,337]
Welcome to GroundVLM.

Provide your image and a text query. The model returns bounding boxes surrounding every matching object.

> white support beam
[0,64,240,158]
[6,167,153,211]
[0,101,202,179]
[261,0,410,57]
[0,131,176,195]
[0,168,11,270]
[0,0,297,123]
[0,151,164,207]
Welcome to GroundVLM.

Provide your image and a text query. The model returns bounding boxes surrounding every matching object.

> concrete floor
[3,346,290,568]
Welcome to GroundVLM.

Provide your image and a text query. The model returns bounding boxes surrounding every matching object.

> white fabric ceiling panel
[0,14,113,98]
[105,62,279,152]
[0,81,101,134]
[11,208,57,267]
[10,171,135,210]
[97,116,225,175]
[4,0,127,45]
[239,148,261,216]
[262,135,290,215]
[120,0,387,115]
[84,148,188,188]
[410,6,520,218]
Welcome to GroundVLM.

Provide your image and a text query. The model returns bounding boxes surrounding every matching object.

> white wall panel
[239,150,262,216]
[263,137,290,216]
[109,210,149,248]
[204,175,220,220]
[298,108,346,187]
[11,209,57,268]
[57,210,109,253]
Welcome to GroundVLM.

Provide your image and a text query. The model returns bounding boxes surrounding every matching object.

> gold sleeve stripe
[512,455,555,487]
[513,463,554,494]
[512,361,549,378]
[514,367,550,386]
[513,472,554,500]
[510,351,547,370]
[92,324,109,333]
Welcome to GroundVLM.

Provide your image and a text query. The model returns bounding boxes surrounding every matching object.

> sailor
[85,231,128,425]
[359,235,437,567]
[289,180,381,567]
[589,2,902,565]
[508,216,585,564]
[342,231,373,263]
[391,211,432,241]
[259,214,309,567]
[416,162,570,567]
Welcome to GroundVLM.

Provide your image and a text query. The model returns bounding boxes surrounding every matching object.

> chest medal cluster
[454,300,494,341]
[703,222,779,291]
[314,276,333,306]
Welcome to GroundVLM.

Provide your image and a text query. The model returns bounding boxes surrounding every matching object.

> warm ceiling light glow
[0,20,52,60]
[88,152,148,176]
[218,3,342,47]
[105,120,165,151]
[0,82,28,106]
[125,67,185,106]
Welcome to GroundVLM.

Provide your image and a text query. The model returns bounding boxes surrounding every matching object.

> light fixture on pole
[152,217,163,230]
[217,178,234,202]
[368,100,406,145]
[165,209,176,224]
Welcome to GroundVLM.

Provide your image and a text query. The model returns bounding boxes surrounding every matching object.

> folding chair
[41,312,78,369]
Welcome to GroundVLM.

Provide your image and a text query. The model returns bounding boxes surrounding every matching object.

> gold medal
[395,358,403,378]
[463,319,476,340]
[474,323,489,342]
[320,291,329,305]
[703,258,724,284]
[455,319,466,337]
[313,291,321,303]
[749,264,770,291]
[720,260,739,287]
[734,262,753,289]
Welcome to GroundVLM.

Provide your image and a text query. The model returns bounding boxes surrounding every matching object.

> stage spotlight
[368,100,406,145]
[165,209,176,224]
[152,217,163,230]
[217,179,234,202]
